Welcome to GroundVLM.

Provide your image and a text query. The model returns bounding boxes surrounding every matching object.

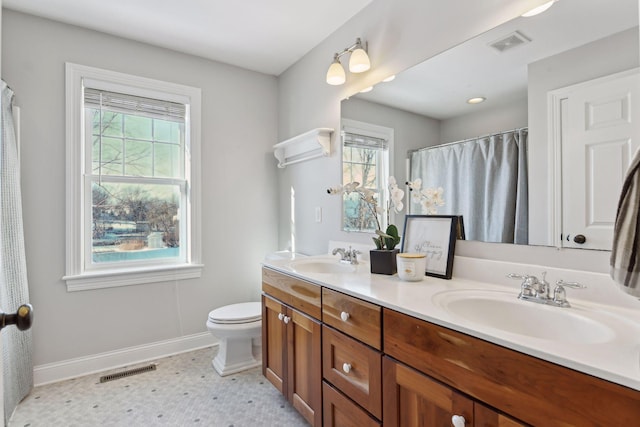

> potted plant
[327,177,405,275]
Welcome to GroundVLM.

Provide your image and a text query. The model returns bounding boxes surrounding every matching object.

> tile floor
[10,347,308,427]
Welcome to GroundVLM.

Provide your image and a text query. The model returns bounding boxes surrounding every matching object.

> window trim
[340,119,395,232]
[64,63,203,291]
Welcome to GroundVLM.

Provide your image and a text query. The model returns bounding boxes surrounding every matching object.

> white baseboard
[33,332,217,386]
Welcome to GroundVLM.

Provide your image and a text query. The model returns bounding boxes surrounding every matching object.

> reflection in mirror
[341,0,638,246]
[339,119,392,233]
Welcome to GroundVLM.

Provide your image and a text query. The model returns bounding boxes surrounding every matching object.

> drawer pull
[278,313,284,321]
[340,311,350,322]
[283,315,291,324]
[342,363,352,374]
[451,415,466,427]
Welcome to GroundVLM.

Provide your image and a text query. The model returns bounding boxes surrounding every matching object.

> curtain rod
[407,127,528,156]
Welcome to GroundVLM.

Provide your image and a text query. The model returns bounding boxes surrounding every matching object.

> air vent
[99,363,157,383]
[488,31,531,53]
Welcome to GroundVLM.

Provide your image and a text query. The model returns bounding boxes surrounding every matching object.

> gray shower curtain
[409,128,528,244]
[1,80,33,423]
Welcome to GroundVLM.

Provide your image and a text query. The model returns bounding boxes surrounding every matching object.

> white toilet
[206,302,262,376]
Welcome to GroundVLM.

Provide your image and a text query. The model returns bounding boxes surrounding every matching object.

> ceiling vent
[488,31,531,53]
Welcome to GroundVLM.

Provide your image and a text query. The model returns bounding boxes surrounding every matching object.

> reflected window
[341,129,390,232]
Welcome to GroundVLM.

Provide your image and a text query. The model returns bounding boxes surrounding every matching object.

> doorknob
[0,304,33,332]
[573,234,586,244]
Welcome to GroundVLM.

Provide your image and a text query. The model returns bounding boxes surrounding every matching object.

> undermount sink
[290,259,358,274]
[432,289,616,344]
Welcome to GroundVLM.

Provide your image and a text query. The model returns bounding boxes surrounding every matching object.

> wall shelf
[273,128,334,168]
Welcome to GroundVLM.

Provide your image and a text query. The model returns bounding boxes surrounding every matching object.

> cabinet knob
[283,316,291,324]
[342,363,352,374]
[451,415,466,427]
[340,311,350,322]
[278,313,284,321]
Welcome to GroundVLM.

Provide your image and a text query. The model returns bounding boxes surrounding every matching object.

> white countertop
[263,253,640,392]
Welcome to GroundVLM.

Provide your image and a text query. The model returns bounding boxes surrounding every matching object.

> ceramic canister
[396,253,427,281]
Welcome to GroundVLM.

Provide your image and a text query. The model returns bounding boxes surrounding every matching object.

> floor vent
[99,364,157,383]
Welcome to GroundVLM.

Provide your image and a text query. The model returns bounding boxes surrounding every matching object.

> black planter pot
[369,248,400,275]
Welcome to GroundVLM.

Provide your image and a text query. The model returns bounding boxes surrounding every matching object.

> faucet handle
[508,273,537,297]
[552,280,585,307]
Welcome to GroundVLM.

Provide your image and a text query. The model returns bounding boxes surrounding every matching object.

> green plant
[327,177,404,250]
[373,224,401,250]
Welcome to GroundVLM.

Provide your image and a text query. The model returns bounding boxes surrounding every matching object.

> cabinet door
[383,356,473,427]
[475,403,529,427]
[262,295,286,394]
[287,307,322,427]
[323,381,381,427]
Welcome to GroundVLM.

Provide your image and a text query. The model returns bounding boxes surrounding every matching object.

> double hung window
[65,63,202,290]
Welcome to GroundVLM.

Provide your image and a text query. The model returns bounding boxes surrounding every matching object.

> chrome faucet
[332,246,360,265]
[507,273,585,308]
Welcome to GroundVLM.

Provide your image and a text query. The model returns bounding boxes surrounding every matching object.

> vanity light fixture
[326,38,371,85]
[521,0,557,17]
[382,75,396,82]
[467,97,486,104]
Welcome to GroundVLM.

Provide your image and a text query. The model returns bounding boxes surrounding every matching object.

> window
[340,120,393,233]
[64,63,202,290]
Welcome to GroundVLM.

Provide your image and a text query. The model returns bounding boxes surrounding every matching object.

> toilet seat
[208,302,261,325]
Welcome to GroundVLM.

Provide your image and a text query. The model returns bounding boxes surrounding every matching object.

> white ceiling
[355,0,638,119]
[3,0,374,76]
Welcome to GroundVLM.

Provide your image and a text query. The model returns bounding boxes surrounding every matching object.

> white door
[561,69,640,250]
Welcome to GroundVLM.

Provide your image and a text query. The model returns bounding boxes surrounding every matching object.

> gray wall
[2,10,279,366]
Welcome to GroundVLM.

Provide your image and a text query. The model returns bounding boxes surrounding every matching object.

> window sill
[63,264,204,292]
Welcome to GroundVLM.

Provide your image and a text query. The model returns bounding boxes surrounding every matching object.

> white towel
[610,146,640,298]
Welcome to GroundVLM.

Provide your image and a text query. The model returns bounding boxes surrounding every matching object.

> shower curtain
[1,80,33,423]
[409,128,528,244]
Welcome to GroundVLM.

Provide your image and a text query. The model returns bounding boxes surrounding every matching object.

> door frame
[547,67,639,248]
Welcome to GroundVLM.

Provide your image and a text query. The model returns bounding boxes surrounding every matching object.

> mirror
[341,0,639,246]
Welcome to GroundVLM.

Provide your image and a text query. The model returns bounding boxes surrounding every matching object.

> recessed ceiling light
[360,86,373,93]
[467,97,486,104]
[382,75,396,82]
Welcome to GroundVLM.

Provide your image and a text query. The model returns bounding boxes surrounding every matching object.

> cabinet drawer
[383,308,640,427]
[262,267,321,320]
[322,288,381,349]
[322,325,382,419]
[322,381,381,427]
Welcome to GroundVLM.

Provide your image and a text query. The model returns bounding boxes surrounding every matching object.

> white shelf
[273,128,334,168]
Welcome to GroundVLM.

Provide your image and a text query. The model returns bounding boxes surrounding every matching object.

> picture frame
[400,215,459,279]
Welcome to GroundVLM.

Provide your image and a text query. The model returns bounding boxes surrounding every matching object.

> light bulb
[326,57,346,85]
[349,47,370,73]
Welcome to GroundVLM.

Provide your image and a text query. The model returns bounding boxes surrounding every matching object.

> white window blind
[342,131,389,150]
[84,88,185,122]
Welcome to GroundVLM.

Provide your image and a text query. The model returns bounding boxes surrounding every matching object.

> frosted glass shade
[326,61,346,85]
[349,48,371,73]
[521,0,555,17]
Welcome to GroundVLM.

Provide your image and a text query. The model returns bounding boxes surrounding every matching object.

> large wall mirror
[341,0,639,248]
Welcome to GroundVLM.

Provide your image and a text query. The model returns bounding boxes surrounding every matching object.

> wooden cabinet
[321,288,383,424]
[322,381,380,427]
[383,307,640,427]
[383,356,526,427]
[322,287,381,349]
[262,269,322,426]
[263,267,640,427]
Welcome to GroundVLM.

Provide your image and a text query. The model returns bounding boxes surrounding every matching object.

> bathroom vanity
[261,254,640,426]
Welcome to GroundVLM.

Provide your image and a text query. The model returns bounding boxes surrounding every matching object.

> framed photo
[401,215,459,279]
